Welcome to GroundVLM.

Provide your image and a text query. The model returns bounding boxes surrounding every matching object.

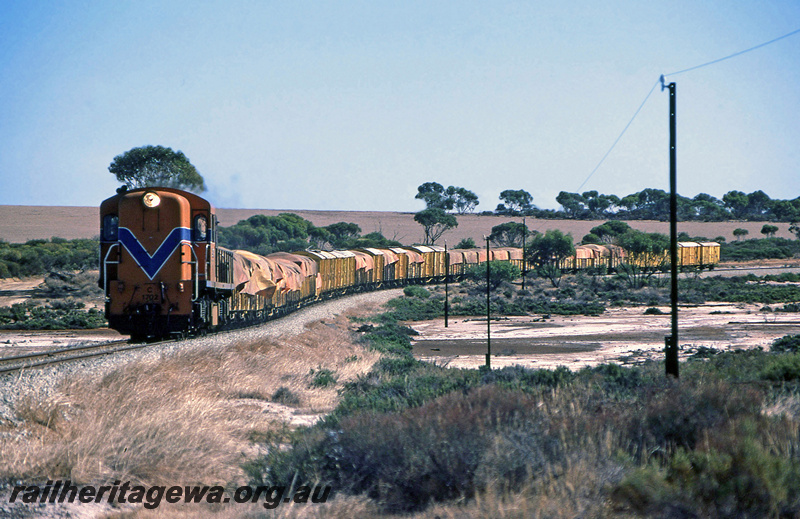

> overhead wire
[574,27,800,195]
[575,79,660,193]
[664,27,800,77]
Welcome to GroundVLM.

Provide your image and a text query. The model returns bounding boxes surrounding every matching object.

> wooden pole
[666,80,679,378]
[444,241,449,327]
[486,237,491,370]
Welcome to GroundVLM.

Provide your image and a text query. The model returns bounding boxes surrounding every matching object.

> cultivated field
[1,204,798,244]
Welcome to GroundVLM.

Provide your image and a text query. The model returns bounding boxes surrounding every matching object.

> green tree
[497,189,534,215]
[555,191,586,218]
[325,222,362,248]
[733,228,749,241]
[770,200,800,222]
[690,193,730,221]
[761,224,779,238]
[108,145,206,192]
[582,190,620,217]
[790,222,800,240]
[445,186,479,214]
[588,221,632,243]
[488,222,533,247]
[619,188,671,220]
[217,213,313,255]
[616,230,670,288]
[581,233,602,245]
[723,191,749,219]
[745,190,772,219]
[454,238,477,249]
[415,182,452,210]
[414,208,458,245]
[526,229,575,287]
[416,183,479,214]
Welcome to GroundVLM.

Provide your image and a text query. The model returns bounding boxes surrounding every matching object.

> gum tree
[526,229,575,287]
[414,208,457,245]
[109,145,206,192]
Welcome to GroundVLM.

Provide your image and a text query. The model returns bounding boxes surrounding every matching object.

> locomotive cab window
[102,214,119,241]
[194,215,208,241]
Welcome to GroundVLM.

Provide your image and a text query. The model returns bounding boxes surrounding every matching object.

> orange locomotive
[99,187,235,340]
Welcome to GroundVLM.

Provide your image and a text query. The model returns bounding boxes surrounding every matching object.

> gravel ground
[0,289,402,424]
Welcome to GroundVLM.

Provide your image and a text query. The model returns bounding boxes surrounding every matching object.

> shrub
[0,301,106,330]
[0,238,99,278]
[271,387,301,406]
[403,285,430,298]
[772,334,800,353]
[282,386,544,513]
[638,379,764,450]
[760,354,800,382]
[383,295,442,321]
[359,322,417,356]
[614,427,800,517]
[465,261,521,289]
[720,237,800,261]
[308,367,338,388]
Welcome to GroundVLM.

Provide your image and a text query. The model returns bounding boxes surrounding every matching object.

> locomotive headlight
[142,192,161,208]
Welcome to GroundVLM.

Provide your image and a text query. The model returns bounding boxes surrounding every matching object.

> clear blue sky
[1,1,798,212]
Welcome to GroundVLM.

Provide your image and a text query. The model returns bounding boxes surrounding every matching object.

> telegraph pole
[664,76,679,378]
[444,241,449,327]
[485,236,491,370]
[521,216,527,290]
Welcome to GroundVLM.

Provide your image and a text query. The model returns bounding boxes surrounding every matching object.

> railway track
[0,339,169,375]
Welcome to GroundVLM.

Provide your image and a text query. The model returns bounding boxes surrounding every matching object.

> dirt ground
[409,303,800,370]
[0,277,41,307]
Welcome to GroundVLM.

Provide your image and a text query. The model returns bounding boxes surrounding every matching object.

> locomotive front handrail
[103,243,120,298]
[190,246,199,302]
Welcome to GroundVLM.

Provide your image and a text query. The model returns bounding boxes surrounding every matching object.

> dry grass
[0,309,382,493]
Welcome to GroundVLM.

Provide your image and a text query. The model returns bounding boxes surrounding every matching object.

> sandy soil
[410,303,800,370]
[0,277,42,307]
[2,204,798,244]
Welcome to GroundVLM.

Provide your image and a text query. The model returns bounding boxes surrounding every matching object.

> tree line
[414,181,800,223]
[556,188,800,222]
[217,214,401,256]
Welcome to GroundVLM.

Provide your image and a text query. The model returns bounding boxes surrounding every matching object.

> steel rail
[0,339,171,375]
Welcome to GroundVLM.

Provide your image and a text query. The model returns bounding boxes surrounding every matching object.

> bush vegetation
[0,300,106,329]
[464,260,521,289]
[720,237,800,262]
[0,238,99,278]
[246,318,800,516]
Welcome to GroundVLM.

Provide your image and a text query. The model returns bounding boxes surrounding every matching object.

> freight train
[99,187,719,340]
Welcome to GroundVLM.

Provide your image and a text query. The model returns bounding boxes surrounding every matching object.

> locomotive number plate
[138,283,162,304]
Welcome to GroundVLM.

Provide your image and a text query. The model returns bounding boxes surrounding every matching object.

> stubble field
[1,204,797,244]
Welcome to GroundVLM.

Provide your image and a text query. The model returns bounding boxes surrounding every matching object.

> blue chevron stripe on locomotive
[118,227,192,280]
